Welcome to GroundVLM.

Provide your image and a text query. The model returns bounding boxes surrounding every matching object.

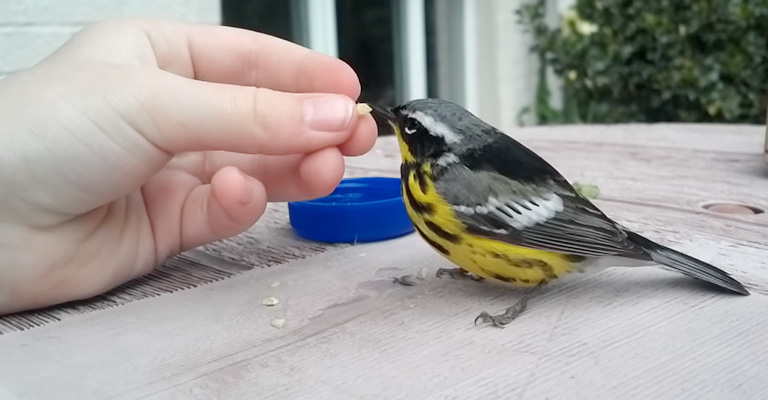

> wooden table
[2,124,768,400]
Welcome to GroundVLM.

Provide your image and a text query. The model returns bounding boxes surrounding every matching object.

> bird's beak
[367,103,399,134]
[368,103,396,121]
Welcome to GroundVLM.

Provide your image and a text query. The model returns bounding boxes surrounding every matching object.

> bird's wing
[434,163,646,259]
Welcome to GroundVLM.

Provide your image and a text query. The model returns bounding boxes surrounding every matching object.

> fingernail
[303,95,355,132]
[239,172,254,205]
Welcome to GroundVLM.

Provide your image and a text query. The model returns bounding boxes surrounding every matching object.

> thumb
[135,71,363,155]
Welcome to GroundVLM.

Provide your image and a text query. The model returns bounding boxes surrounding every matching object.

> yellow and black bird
[367,98,749,327]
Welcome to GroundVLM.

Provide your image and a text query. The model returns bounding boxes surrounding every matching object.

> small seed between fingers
[356,103,372,115]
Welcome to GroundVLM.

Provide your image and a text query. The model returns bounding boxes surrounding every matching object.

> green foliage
[516,0,768,124]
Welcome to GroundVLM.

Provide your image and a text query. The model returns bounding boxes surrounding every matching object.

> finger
[185,144,354,202]
[138,73,363,155]
[79,19,360,99]
[338,115,378,157]
[295,147,346,201]
[210,147,345,202]
[179,166,268,251]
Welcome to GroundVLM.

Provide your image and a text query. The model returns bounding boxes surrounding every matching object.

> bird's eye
[404,118,419,135]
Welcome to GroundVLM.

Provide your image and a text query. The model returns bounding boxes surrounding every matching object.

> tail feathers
[626,231,750,296]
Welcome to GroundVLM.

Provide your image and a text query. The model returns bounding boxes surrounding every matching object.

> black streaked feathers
[385,98,749,295]
[432,130,648,259]
[401,162,434,216]
[459,130,567,184]
[392,105,451,160]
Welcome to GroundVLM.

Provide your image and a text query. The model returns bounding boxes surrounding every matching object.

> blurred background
[2,0,767,131]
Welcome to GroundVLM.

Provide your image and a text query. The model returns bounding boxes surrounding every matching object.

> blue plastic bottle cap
[288,177,415,243]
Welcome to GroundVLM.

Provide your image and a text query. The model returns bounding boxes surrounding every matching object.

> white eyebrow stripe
[404,110,462,144]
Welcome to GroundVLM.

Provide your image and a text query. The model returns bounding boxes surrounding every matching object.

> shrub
[516,0,768,124]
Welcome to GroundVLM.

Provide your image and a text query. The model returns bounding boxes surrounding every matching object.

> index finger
[91,19,361,99]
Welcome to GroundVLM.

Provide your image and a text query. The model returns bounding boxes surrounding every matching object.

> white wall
[429,0,541,129]
[465,0,539,129]
[0,0,557,129]
[472,0,566,129]
[0,0,221,79]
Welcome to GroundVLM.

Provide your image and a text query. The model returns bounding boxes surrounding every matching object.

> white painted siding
[0,0,556,128]
[0,0,221,77]
[471,0,538,128]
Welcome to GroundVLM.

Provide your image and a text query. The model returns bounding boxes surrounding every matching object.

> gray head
[370,98,497,162]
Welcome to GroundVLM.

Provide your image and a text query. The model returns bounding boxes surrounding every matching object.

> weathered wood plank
[347,128,768,226]
[509,123,764,153]
[2,124,768,400]
[0,199,766,400]
[0,203,347,335]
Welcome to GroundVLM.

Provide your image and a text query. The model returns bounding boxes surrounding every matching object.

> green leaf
[515,0,768,124]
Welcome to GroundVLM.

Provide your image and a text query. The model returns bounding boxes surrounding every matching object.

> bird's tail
[626,231,749,295]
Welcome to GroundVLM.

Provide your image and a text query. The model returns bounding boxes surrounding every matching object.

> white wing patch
[436,152,460,167]
[404,110,462,144]
[452,193,564,232]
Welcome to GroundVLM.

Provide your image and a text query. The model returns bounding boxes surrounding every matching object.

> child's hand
[0,18,378,314]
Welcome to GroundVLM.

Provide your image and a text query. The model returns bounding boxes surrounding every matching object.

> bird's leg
[436,267,484,282]
[474,283,544,328]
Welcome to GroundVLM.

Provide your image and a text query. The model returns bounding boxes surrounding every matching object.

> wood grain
[0,204,347,335]
[1,124,767,400]
[347,125,768,224]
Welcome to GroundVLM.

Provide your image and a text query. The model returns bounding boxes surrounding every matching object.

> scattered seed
[573,181,600,199]
[262,296,280,306]
[416,267,429,280]
[270,319,286,329]
[269,281,280,288]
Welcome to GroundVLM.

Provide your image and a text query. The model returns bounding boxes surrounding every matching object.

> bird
[365,98,749,328]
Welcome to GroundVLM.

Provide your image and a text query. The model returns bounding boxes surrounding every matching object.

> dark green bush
[516,0,768,124]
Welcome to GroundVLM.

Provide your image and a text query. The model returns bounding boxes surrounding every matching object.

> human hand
[0,19,378,314]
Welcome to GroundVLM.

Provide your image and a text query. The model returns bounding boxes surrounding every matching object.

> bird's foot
[474,283,544,328]
[474,296,531,328]
[436,268,484,282]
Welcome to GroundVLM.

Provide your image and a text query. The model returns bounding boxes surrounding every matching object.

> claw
[474,311,492,326]
[474,306,523,328]
[436,268,484,281]
[473,283,543,328]
[435,268,460,279]
[392,275,418,286]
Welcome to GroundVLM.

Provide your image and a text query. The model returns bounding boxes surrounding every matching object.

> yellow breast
[401,163,577,286]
